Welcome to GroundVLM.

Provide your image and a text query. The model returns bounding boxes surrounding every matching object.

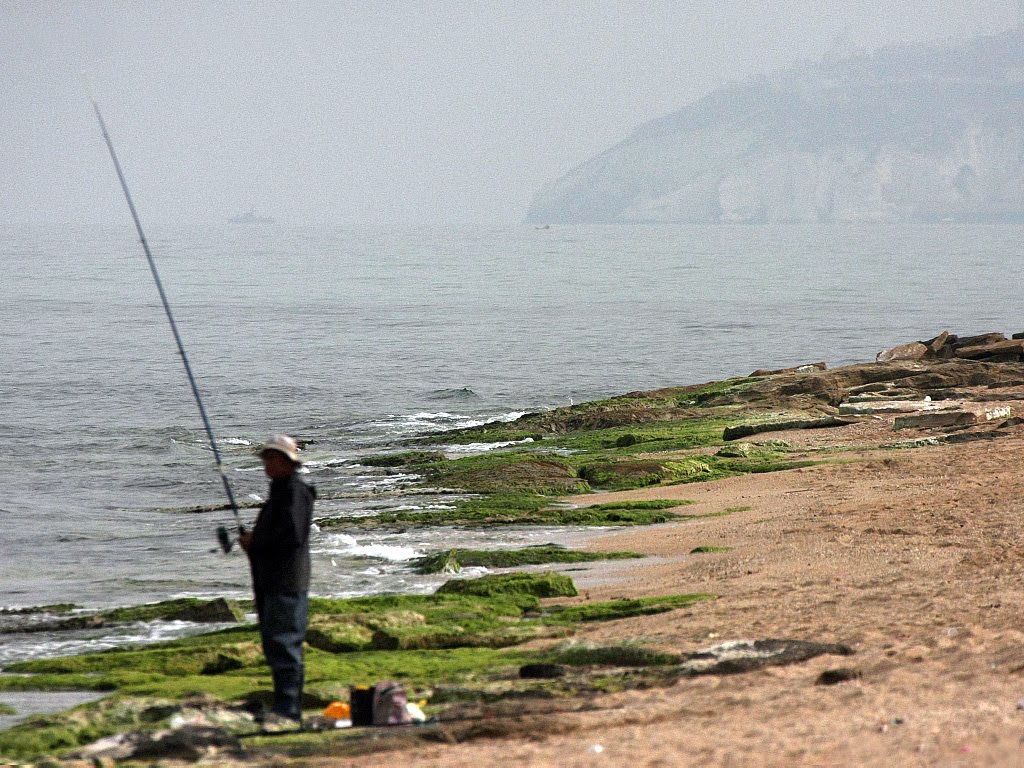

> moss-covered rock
[358,451,446,467]
[428,456,588,494]
[436,572,578,599]
[410,545,644,574]
[577,460,670,489]
[545,641,682,667]
[545,594,716,623]
[305,617,376,653]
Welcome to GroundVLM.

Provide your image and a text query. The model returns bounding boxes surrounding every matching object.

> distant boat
[228,210,275,225]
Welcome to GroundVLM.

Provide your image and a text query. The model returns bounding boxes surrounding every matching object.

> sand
[322,411,1024,767]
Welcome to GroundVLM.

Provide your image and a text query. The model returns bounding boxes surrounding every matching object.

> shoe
[260,712,303,733]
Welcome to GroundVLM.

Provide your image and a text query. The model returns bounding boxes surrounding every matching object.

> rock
[437,572,578,599]
[951,332,1007,348]
[716,442,754,457]
[924,330,951,354]
[73,725,243,762]
[722,416,856,441]
[677,639,854,677]
[131,724,242,761]
[749,362,827,376]
[838,399,940,415]
[70,733,143,761]
[984,406,1013,421]
[307,617,377,653]
[816,668,862,685]
[162,597,245,623]
[847,382,899,395]
[519,663,566,679]
[953,339,1024,360]
[893,411,979,430]
[876,342,929,363]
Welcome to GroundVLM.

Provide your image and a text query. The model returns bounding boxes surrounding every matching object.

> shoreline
[6,348,1024,764]
[338,407,1024,766]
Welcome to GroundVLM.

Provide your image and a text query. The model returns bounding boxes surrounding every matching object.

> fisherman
[239,435,315,730]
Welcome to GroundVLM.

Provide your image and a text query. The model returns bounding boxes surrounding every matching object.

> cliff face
[526,30,1024,224]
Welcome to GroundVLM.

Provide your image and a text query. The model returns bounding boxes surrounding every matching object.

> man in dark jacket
[239,434,314,729]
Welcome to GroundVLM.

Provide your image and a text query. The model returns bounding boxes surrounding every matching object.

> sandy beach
[329,411,1024,767]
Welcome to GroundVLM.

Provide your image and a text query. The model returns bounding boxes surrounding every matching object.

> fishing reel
[214,524,247,554]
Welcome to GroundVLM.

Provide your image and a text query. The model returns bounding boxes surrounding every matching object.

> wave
[361,410,529,436]
[319,533,421,562]
[442,438,535,455]
[0,619,238,666]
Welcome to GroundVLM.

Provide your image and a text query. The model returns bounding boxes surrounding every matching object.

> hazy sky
[2,1,1019,228]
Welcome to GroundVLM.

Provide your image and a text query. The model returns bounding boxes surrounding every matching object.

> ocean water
[1,221,1021,660]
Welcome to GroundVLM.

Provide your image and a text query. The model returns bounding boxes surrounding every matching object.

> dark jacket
[248,473,314,596]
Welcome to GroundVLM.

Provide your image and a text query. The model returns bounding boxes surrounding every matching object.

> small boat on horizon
[228,210,275,225]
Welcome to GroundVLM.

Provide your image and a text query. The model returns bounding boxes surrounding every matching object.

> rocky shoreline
[4,331,1024,766]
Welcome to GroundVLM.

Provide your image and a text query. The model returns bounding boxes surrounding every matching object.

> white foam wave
[365,410,529,436]
[344,473,421,490]
[0,620,236,666]
[222,438,252,446]
[443,438,534,455]
[391,503,456,511]
[321,533,421,562]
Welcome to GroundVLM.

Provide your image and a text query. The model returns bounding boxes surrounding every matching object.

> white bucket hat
[260,434,301,464]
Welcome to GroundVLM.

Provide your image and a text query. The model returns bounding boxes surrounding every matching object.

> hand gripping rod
[85,82,243,551]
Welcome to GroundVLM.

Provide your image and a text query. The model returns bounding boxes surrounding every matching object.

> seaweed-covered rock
[577,460,668,490]
[434,458,588,494]
[371,621,569,651]
[306,611,427,653]
[410,546,643,574]
[436,572,578,599]
[160,598,245,624]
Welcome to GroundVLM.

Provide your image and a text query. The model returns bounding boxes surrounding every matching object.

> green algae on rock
[410,545,644,574]
[0,575,717,763]
[436,572,578,599]
[320,494,696,529]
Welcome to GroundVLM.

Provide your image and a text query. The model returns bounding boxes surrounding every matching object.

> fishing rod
[85,80,244,553]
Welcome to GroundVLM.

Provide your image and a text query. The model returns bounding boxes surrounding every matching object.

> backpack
[371,680,412,726]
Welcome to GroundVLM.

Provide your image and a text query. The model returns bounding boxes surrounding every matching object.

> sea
[1,221,1021,665]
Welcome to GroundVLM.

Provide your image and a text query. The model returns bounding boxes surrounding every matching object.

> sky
[1,1,1019,228]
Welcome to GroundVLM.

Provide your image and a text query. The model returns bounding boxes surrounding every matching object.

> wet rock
[162,597,245,623]
[723,417,856,441]
[677,639,854,677]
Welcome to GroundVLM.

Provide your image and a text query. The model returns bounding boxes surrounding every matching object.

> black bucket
[350,685,375,726]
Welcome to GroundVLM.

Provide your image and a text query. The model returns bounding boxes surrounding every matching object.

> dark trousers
[255,591,308,720]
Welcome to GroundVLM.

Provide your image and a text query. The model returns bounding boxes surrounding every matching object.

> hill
[526,29,1024,224]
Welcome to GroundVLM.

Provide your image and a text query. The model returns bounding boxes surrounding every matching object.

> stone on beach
[875,342,929,362]
[893,410,979,430]
[876,330,1024,364]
